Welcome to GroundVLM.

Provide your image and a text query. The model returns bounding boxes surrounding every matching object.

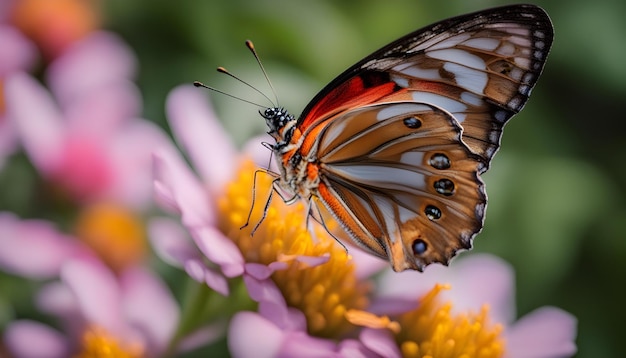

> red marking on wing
[299,74,397,132]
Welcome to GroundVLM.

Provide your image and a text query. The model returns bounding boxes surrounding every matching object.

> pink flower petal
[190,226,244,277]
[505,306,577,358]
[245,263,274,280]
[204,268,230,296]
[5,72,64,174]
[148,217,202,268]
[0,25,37,76]
[120,267,180,355]
[258,303,307,331]
[166,85,237,193]
[5,320,69,358]
[339,339,378,358]
[360,328,401,358]
[345,243,388,279]
[242,134,276,171]
[243,271,284,305]
[0,213,88,278]
[183,259,229,296]
[229,312,283,358]
[279,331,338,357]
[60,258,126,335]
[152,147,215,227]
[64,82,142,136]
[177,323,226,353]
[106,120,170,209]
[47,32,137,107]
[36,282,79,317]
[184,259,208,282]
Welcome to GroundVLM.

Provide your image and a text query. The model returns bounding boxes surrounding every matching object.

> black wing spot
[434,179,455,196]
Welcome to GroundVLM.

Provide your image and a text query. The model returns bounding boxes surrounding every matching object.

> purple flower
[151,85,577,358]
[357,254,578,358]
[4,256,180,358]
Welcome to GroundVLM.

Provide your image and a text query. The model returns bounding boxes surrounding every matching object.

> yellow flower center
[397,284,505,358]
[218,160,370,337]
[347,284,505,357]
[73,202,146,273]
[75,326,144,358]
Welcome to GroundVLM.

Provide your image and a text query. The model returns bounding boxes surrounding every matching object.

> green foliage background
[3,0,625,357]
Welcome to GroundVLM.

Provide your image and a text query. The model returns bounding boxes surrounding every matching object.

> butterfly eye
[424,205,442,220]
[264,108,276,118]
[412,239,428,256]
[403,116,422,129]
[434,178,455,196]
[429,153,451,170]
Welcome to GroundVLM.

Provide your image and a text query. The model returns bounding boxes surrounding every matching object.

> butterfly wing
[311,102,485,271]
[288,4,553,271]
[298,4,553,167]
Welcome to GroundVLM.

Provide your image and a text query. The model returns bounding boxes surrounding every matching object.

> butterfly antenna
[245,40,280,107]
[193,81,266,108]
[216,67,275,107]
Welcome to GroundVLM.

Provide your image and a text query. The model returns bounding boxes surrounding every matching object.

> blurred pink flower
[0,23,37,168]
[4,31,167,209]
[4,256,181,358]
[0,212,90,279]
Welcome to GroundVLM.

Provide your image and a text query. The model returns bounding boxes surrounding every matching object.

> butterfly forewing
[298,4,553,166]
[310,103,486,271]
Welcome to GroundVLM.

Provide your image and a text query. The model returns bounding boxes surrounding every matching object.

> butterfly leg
[307,198,349,255]
[248,177,300,236]
[240,169,278,230]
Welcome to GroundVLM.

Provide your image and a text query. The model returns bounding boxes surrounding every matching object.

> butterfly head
[261,107,297,143]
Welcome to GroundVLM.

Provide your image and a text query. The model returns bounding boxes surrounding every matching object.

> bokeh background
[1,0,624,357]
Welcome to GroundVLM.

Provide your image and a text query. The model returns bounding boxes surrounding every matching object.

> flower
[151,85,577,357]
[0,23,37,168]
[4,31,167,209]
[353,254,578,358]
[3,256,180,358]
[149,85,244,295]
[150,85,379,354]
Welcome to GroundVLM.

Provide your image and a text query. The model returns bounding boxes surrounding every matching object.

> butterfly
[242,4,553,272]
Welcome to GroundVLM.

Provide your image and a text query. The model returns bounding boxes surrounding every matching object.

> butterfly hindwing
[312,102,486,271]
